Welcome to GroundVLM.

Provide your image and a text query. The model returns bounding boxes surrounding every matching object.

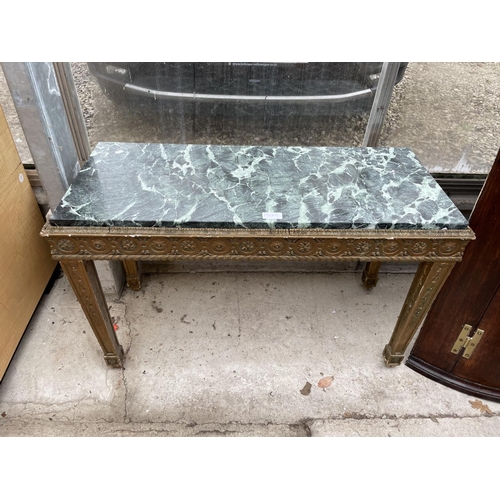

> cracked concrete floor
[1,265,500,437]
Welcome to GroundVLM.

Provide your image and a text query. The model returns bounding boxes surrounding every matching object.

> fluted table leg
[362,261,381,290]
[383,261,455,366]
[61,260,124,367]
[123,260,142,290]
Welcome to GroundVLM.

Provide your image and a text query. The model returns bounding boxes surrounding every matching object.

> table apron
[41,227,474,263]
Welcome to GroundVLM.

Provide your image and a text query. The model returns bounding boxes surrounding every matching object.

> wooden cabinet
[0,105,56,380]
[407,149,500,402]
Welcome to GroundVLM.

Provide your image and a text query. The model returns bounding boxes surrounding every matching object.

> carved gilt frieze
[41,223,474,262]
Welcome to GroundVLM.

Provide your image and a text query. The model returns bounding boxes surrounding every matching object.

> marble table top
[49,142,469,230]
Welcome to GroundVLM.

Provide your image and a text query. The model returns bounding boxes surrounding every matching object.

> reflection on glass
[380,62,500,174]
[77,62,407,149]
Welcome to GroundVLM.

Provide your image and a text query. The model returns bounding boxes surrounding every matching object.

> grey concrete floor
[1,264,500,437]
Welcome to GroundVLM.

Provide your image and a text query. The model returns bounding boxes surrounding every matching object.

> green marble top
[49,142,469,230]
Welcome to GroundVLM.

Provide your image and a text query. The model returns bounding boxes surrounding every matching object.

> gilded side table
[41,143,474,369]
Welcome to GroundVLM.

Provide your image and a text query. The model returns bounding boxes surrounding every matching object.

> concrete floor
[1,263,500,437]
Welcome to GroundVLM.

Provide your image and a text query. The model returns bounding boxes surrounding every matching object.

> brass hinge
[451,324,485,359]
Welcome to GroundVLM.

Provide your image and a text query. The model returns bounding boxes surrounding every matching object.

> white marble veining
[50,143,469,230]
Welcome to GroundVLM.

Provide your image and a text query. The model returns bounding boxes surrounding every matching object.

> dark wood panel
[410,149,500,373]
[451,280,500,387]
[406,356,500,403]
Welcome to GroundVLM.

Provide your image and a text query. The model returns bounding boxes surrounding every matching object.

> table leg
[383,261,455,366]
[60,260,124,368]
[123,260,142,290]
[362,262,381,290]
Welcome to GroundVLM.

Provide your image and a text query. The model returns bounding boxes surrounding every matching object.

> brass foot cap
[126,279,142,291]
[383,344,405,367]
[104,345,125,368]
[361,272,378,290]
